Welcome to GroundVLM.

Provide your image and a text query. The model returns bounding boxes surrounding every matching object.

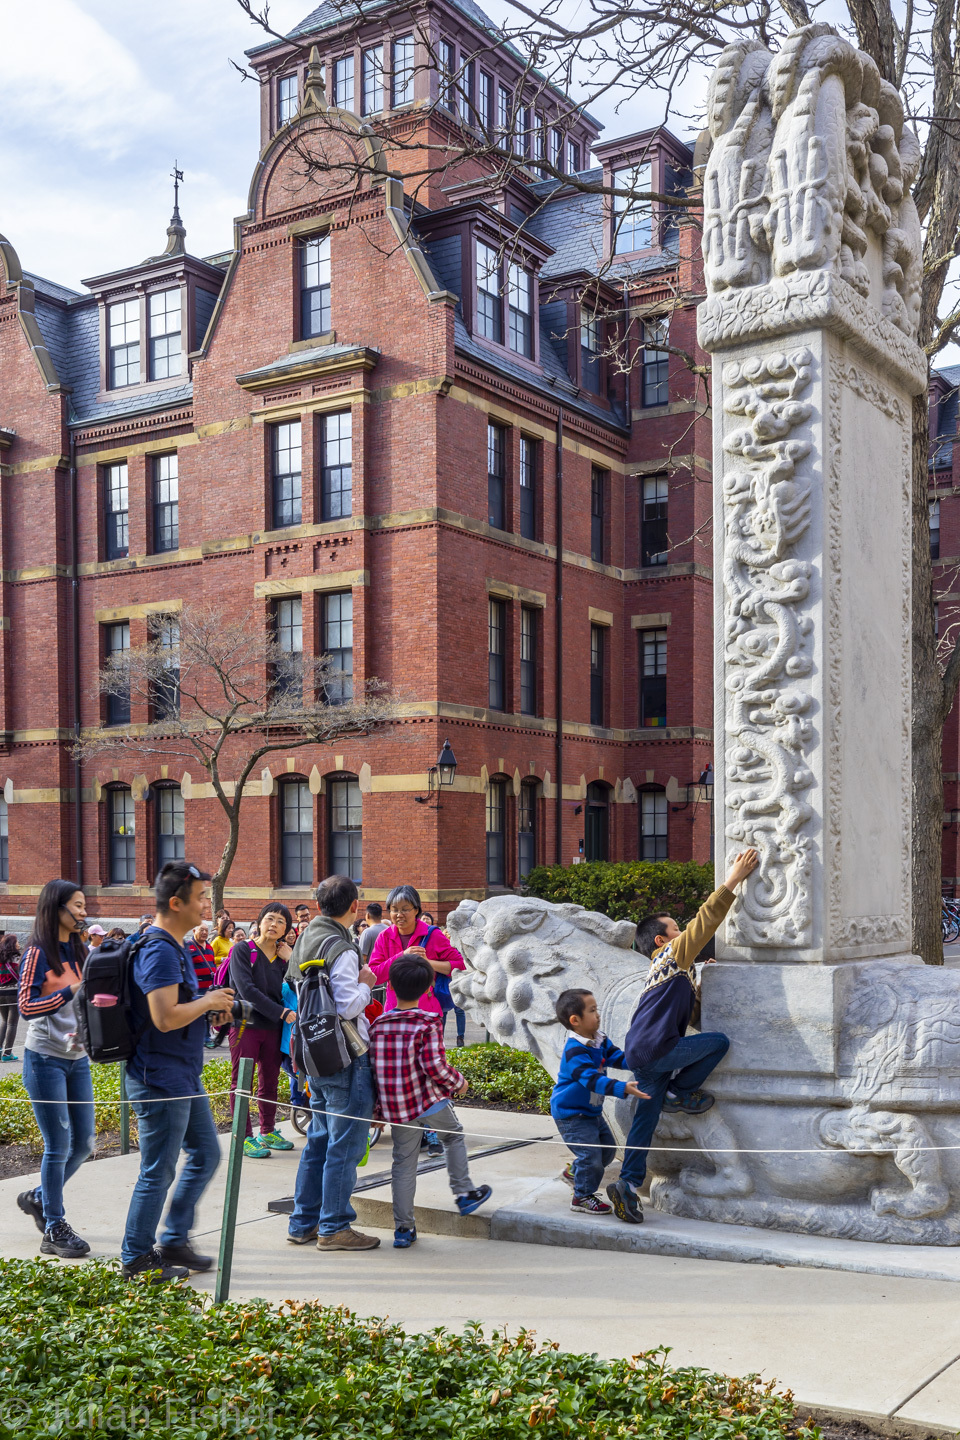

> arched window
[155,785,184,867]
[0,796,8,882]
[109,788,136,884]
[584,781,610,862]
[329,775,362,881]
[519,780,539,881]
[486,778,507,885]
[640,787,668,861]
[280,779,313,886]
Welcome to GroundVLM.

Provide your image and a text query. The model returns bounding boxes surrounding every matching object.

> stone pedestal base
[625,960,960,1245]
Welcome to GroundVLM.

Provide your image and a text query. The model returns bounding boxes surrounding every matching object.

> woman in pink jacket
[369,885,465,1016]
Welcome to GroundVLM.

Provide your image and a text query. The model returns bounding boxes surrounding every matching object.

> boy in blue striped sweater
[550,990,648,1214]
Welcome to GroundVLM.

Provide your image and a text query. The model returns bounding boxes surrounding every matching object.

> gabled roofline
[0,234,65,394]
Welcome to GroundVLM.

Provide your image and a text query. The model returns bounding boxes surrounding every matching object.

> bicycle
[942,897,960,944]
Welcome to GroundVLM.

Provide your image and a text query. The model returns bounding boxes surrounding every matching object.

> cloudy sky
[3,0,689,293]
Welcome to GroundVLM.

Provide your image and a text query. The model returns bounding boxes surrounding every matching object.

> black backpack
[293,939,352,1080]
[74,934,151,1064]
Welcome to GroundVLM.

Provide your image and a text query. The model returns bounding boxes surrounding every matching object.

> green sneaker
[243,1137,271,1159]
[259,1131,294,1151]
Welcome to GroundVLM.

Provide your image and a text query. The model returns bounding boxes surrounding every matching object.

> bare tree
[233,0,960,962]
[76,603,395,914]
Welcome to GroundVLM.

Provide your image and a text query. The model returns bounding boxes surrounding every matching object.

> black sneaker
[122,1248,189,1283]
[40,1218,91,1259]
[158,1241,213,1272]
[17,1189,45,1234]
[456,1185,492,1215]
[606,1180,644,1225]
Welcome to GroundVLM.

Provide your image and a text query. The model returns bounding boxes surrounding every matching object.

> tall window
[333,55,354,109]
[109,788,136,884]
[108,299,139,388]
[581,307,601,392]
[478,70,493,129]
[321,410,352,520]
[567,138,581,173]
[273,596,303,704]
[156,786,184,866]
[534,115,546,176]
[614,162,653,254]
[497,84,511,137]
[590,624,606,727]
[585,781,609,862]
[931,498,941,560]
[640,628,667,727]
[272,421,302,528]
[519,435,537,540]
[105,622,130,726]
[153,453,179,553]
[280,779,313,886]
[520,606,537,716]
[301,234,331,339]
[515,104,528,157]
[508,263,533,357]
[322,590,353,703]
[519,781,537,880]
[104,462,129,560]
[148,290,181,381]
[487,422,506,530]
[329,776,362,881]
[438,38,455,108]
[486,779,506,885]
[641,475,668,566]
[152,615,180,719]
[460,59,475,120]
[392,35,415,106]
[550,128,562,171]
[0,797,8,882]
[488,598,506,710]
[476,241,502,343]
[642,318,670,405]
[362,45,384,113]
[591,467,606,563]
[641,789,668,860]
[278,73,298,124]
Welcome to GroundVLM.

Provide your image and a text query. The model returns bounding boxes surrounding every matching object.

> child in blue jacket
[550,989,647,1214]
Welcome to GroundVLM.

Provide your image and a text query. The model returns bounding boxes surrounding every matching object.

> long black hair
[29,879,86,976]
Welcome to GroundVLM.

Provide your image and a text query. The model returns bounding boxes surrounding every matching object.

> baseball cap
[88,925,106,936]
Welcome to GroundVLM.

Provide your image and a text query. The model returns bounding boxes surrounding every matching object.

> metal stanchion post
[215,1055,252,1305]
[119,1061,130,1156]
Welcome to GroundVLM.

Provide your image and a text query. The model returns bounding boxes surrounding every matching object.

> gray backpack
[292,941,351,1079]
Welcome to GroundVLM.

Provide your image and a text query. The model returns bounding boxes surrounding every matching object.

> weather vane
[171,161,184,216]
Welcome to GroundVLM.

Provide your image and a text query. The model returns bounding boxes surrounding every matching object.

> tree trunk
[912,391,945,965]
[211,803,242,919]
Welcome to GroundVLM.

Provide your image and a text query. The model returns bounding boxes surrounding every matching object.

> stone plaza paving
[3,1106,960,1435]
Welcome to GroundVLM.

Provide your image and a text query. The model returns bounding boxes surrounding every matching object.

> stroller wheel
[291,1106,311,1135]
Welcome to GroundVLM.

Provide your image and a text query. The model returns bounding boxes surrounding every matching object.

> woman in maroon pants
[226,903,296,1159]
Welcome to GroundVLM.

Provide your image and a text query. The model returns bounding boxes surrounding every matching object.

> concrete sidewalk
[3,1107,960,1432]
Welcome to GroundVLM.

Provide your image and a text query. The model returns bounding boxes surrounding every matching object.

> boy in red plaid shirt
[369,954,491,1248]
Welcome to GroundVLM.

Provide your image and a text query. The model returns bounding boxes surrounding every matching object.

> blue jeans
[620,1032,730,1190]
[22,1049,95,1227]
[554,1110,616,1198]
[280,1053,307,1109]
[289,1054,373,1238]
[121,1074,221,1264]
[443,1005,466,1043]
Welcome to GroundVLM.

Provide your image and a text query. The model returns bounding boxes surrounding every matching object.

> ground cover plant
[0,1259,819,1439]
[455,1044,553,1113]
[523,861,715,926]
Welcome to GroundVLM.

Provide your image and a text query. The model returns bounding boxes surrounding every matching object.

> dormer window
[476,241,502,343]
[278,74,298,125]
[392,35,415,107]
[108,300,139,389]
[613,162,653,253]
[508,263,533,357]
[581,307,601,391]
[149,290,182,380]
[301,234,331,338]
[333,56,354,109]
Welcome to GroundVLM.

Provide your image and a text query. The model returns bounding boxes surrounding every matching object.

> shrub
[0,1258,818,1439]
[523,860,715,926]
[0,1058,288,1150]
[457,1044,553,1112]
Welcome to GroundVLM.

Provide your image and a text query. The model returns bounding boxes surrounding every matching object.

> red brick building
[0,0,715,920]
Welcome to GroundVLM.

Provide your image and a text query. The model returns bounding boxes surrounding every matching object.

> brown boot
[316,1228,381,1251]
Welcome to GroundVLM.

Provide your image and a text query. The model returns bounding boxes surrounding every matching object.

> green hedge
[0,1259,818,1440]
[455,1044,553,1112]
[0,1059,290,1150]
[523,861,715,926]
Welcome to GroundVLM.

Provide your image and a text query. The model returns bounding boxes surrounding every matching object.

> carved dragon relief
[702,24,922,341]
[721,349,815,946]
